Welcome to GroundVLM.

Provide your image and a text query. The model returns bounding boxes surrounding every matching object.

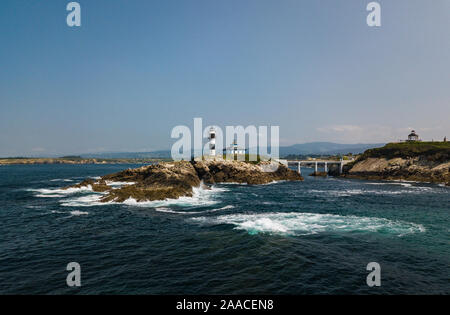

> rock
[65,160,303,203]
[341,142,450,184]
[309,171,328,177]
[64,178,110,192]
[101,161,200,202]
[192,160,303,185]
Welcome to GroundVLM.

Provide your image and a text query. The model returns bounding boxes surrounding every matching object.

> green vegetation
[60,155,83,160]
[196,154,267,164]
[358,141,450,162]
[222,154,262,164]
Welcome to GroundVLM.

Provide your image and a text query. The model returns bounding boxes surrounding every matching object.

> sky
[0,0,449,156]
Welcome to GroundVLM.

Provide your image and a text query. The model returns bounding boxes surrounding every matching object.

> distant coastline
[0,157,170,165]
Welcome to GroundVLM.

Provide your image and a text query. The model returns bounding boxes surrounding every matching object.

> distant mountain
[80,142,384,159]
[278,142,385,156]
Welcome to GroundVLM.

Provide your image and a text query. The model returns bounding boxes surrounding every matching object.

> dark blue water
[0,164,449,294]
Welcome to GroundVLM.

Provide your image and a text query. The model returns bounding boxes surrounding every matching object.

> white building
[407,130,420,142]
[224,139,245,155]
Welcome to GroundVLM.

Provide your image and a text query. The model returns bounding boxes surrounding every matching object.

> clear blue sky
[1,0,449,156]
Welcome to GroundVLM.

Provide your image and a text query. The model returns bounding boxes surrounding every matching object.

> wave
[60,185,228,208]
[212,205,235,211]
[366,182,412,188]
[70,210,89,216]
[191,212,425,237]
[121,186,226,207]
[260,180,287,186]
[25,205,43,209]
[154,204,235,215]
[308,189,401,197]
[50,210,88,217]
[60,194,106,207]
[28,186,93,198]
[307,187,435,197]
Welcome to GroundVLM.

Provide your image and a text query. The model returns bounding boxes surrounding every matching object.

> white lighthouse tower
[208,127,216,156]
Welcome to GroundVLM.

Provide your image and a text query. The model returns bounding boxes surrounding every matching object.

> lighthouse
[208,127,216,156]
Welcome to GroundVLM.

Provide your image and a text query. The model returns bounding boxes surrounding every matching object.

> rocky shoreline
[341,157,450,185]
[338,142,450,185]
[65,160,304,202]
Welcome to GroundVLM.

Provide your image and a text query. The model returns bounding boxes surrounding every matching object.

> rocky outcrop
[191,160,303,185]
[343,156,450,184]
[64,160,303,202]
[71,178,110,192]
[309,171,328,177]
[341,142,450,184]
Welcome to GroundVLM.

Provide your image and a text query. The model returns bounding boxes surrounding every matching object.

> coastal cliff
[66,160,303,202]
[341,142,450,185]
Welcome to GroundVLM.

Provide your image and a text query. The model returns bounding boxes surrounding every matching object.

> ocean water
[0,164,449,294]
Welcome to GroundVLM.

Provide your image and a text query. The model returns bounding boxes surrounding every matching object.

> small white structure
[407,130,420,142]
[208,127,216,156]
[224,139,245,155]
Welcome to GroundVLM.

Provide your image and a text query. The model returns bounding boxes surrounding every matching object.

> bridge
[286,159,351,175]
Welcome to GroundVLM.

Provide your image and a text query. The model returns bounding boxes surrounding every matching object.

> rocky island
[65,160,304,202]
[338,142,450,185]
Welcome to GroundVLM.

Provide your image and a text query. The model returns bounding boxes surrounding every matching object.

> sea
[0,164,448,294]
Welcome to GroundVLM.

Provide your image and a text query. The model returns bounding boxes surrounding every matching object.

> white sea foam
[154,207,195,214]
[70,210,89,216]
[221,180,285,186]
[29,185,93,197]
[213,205,235,211]
[307,187,435,197]
[260,180,287,185]
[49,178,74,182]
[60,185,227,208]
[120,186,226,208]
[191,212,425,237]
[154,204,235,215]
[60,194,106,207]
[36,194,66,198]
[261,201,277,205]
[364,182,433,189]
